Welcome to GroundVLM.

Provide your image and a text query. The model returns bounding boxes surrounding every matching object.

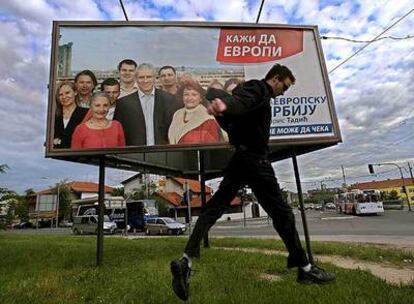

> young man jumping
[170,63,336,301]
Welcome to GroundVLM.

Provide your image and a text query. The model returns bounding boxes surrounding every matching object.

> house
[121,174,271,222]
[351,178,414,204]
[154,177,271,222]
[121,173,145,194]
[28,181,114,223]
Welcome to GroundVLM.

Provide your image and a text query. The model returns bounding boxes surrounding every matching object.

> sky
[60,26,225,69]
[0,0,413,194]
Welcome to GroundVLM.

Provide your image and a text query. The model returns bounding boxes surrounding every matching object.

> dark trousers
[184,150,309,268]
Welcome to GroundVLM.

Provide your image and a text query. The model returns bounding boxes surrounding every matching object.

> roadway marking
[321,216,355,220]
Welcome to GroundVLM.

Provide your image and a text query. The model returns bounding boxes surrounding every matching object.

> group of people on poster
[53,59,243,150]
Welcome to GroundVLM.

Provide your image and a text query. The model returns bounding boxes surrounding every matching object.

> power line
[256,0,265,23]
[321,34,414,43]
[279,168,399,185]
[329,7,414,74]
[119,0,129,21]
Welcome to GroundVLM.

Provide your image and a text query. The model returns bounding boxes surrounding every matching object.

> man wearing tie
[114,63,181,146]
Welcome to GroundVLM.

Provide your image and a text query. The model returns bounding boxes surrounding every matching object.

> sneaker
[297,265,336,284]
[171,258,191,300]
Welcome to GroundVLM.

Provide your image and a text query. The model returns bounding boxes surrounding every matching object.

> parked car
[325,202,336,210]
[60,220,73,228]
[299,203,315,210]
[12,221,33,229]
[72,215,117,235]
[145,217,186,235]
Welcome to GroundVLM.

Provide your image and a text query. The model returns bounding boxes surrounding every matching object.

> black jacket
[54,106,88,149]
[206,79,273,155]
[113,89,181,146]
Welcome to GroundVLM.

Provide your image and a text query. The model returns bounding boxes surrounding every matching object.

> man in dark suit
[114,63,181,146]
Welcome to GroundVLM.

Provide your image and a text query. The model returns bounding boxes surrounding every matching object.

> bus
[77,201,149,231]
[334,189,384,215]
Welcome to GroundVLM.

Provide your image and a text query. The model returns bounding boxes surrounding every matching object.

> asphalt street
[209,209,414,248]
[4,210,414,248]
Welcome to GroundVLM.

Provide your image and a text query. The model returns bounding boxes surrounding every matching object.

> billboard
[46,21,341,157]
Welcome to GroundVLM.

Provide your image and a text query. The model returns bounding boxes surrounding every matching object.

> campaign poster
[46,22,340,156]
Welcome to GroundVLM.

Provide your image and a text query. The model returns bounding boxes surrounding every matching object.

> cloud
[0,0,413,193]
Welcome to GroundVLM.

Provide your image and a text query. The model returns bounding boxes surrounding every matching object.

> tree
[14,196,29,222]
[52,184,72,221]
[130,181,157,200]
[24,188,35,196]
[304,197,319,205]
[0,188,18,228]
[381,190,400,201]
[0,187,16,201]
[112,186,125,197]
[306,190,336,205]
[156,200,171,217]
[0,164,9,173]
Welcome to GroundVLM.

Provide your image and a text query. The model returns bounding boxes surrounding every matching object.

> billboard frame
[46,20,341,159]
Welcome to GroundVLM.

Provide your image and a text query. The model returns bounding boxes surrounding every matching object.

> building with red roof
[350,178,414,204]
[28,181,114,223]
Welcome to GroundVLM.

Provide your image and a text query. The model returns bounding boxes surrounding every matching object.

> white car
[325,202,336,210]
[145,217,186,235]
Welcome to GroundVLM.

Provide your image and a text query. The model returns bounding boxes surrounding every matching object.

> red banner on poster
[216,28,303,63]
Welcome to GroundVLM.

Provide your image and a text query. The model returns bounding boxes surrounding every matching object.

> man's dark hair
[265,64,295,83]
[74,70,98,86]
[100,78,120,91]
[117,59,137,71]
[158,65,176,76]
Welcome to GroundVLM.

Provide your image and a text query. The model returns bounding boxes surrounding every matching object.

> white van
[72,215,117,235]
[145,217,186,235]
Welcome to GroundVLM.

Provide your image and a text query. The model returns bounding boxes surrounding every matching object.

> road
[4,210,414,249]
[208,209,414,249]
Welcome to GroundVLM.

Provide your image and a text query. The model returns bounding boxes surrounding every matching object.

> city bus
[334,189,384,215]
[77,201,149,231]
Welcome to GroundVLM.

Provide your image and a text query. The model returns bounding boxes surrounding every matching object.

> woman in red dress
[168,79,227,145]
[71,92,125,149]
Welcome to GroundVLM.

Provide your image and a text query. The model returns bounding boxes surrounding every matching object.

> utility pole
[341,165,347,188]
[408,162,414,179]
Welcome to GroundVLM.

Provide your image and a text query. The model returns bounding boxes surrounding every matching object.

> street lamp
[368,163,412,212]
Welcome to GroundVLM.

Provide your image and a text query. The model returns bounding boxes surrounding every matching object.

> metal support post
[242,189,247,228]
[198,151,209,247]
[124,200,128,236]
[292,152,314,265]
[185,181,192,235]
[96,157,105,267]
[56,184,60,228]
[35,194,39,230]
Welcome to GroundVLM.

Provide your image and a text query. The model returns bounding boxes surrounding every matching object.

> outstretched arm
[205,80,267,116]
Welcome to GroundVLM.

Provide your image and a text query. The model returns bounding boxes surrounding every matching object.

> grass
[0,234,413,304]
[212,237,414,267]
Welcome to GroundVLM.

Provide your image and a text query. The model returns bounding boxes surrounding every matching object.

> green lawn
[0,234,413,304]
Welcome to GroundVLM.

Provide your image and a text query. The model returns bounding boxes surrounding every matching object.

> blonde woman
[54,82,88,149]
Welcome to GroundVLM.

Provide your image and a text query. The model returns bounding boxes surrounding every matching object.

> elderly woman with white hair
[168,79,227,145]
[71,92,125,149]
